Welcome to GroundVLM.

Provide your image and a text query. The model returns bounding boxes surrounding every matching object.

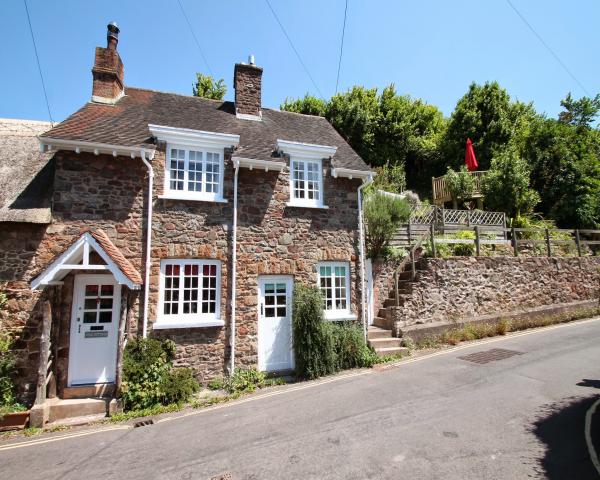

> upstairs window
[318,262,351,319]
[165,146,224,201]
[290,158,323,207]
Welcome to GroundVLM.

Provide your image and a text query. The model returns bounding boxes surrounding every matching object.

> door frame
[68,274,121,387]
[257,275,294,372]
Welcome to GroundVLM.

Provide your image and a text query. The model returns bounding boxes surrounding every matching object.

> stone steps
[367,326,391,340]
[373,316,394,330]
[47,398,113,423]
[373,346,410,358]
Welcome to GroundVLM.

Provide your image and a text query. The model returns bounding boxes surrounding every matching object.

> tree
[444,166,476,209]
[364,191,411,258]
[443,81,535,171]
[558,93,600,128]
[192,73,226,100]
[525,115,600,228]
[372,162,406,194]
[481,146,540,218]
[280,85,446,197]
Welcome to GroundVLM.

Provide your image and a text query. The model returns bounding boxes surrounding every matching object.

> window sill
[286,202,329,210]
[152,319,225,330]
[158,193,228,203]
[324,313,357,322]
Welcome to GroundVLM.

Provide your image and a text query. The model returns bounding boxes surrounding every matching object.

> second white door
[258,276,294,372]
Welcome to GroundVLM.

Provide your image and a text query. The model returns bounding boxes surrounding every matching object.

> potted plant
[0,325,30,431]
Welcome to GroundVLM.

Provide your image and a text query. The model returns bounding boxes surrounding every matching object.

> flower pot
[0,411,30,431]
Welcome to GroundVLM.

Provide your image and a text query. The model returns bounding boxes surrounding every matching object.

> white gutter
[140,148,155,338]
[358,174,374,341]
[230,159,240,374]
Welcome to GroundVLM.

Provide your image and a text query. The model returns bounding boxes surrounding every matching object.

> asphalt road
[2,317,600,480]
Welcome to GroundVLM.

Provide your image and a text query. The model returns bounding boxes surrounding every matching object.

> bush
[364,190,411,259]
[121,337,199,411]
[223,368,269,394]
[0,332,17,408]
[452,230,476,256]
[292,284,378,378]
[292,285,337,379]
[445,166,476,207]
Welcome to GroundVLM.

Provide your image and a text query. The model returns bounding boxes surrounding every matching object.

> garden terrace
[432,170,487,205]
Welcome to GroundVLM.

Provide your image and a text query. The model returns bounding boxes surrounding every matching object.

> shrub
[445,166,476,207]
[0,332,16,409]
[292,285,337,379]
[223,368,270,394]
[330,323,377,369]
[121,337,199,411]
[452,230,476,256]
[364,190,411,259]
[207,377,225,391]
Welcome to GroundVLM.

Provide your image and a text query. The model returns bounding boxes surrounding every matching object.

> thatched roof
[0,118,54,223]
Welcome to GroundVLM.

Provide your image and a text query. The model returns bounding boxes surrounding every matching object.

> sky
[2,0,599,123]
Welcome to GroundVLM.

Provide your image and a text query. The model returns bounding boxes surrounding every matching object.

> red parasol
[465,138,478,171]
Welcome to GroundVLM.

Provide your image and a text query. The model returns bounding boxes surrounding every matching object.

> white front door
[258,276,294,372]
[68,275,120,386]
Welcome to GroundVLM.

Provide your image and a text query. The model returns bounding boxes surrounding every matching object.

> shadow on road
[531,380,600,479]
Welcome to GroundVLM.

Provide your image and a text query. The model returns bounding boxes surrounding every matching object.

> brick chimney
[91,22,124,104]
[234,55,263,120]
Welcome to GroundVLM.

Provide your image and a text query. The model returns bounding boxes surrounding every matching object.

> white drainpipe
[358,175,374,340]
[229,160,240,374]
[140,148,155,338]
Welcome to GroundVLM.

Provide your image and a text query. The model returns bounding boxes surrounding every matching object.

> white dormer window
[149,124,240,203]
[167,146,223,200]
[291,158,323,207]
[277,139,337,209]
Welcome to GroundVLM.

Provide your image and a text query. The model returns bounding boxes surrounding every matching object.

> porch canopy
[31,229,142,290]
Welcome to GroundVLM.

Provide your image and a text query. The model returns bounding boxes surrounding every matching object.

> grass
[415,307,600,350]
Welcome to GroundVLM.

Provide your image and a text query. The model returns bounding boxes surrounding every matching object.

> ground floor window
[157,259,221,327]
[318,262,351,319]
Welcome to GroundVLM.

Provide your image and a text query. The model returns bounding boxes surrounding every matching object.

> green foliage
[192,73,226,100]
[443,81,535,171]
[558,93,600,128]
[281,85,447,196]
[482,146,540,218]
[0,331,18,409]
[444,166,476,206]
[372,162,406,194]
[281,94,328,116]
[207,377,224,391]
[292,285,376,379]
[292,285,337,379]
[222,368,273,394]
[364,191,411,259]
[121,338,199,411]
[452,230,476,256]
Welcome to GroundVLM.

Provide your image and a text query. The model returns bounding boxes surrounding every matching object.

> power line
[335,0,349,94]
[265,0,325,99]
[505,0,590,96]
[23,0,54,125]
[176,0,214,77]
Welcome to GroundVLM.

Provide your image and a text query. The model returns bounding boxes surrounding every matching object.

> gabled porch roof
[31,229,142,290]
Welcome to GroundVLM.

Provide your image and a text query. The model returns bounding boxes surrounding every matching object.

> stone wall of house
[393,256,600,331]
[1,146,363,398]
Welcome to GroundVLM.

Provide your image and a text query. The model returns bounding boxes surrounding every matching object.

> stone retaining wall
[393,256,600,332]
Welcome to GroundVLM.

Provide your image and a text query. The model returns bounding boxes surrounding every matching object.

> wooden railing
[432,170,487,205]
[428,226,600,258]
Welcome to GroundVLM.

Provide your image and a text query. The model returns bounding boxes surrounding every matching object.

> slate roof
[40,87,370,172]
[89,229,143,285]
[0,118,54,223]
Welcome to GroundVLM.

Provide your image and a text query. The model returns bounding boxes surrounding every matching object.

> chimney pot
[248,54,255,65]
[107,22,120,50]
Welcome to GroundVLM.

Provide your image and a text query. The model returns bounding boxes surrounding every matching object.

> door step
[367,326,392,340]
[63,384,115,399]
[48,398,113,423]
[373,346,410,358]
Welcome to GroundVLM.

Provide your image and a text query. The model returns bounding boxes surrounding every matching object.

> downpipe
[358,175,374,341]
[229,160,240,374]
[140,148,155,338]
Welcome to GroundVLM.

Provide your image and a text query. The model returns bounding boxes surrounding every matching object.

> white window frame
[155,259,223,329]
[289,157,324,208]
[149,124,239,203]
[317,261,355,321]
[163,144,225,202]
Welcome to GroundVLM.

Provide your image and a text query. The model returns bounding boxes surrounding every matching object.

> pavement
[2,317,600,480]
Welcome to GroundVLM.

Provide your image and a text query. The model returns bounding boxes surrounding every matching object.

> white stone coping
[152,319,225,330]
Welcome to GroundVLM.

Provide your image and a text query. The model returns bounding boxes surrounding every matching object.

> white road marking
[585,397,600,476]
[1,316,598,451]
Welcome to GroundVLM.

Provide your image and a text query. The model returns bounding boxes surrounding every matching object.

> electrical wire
[335,0,349,94]
[23,0,54,125]
[265,0,325,99]
[505,0,590,96]
[177,0,214,77]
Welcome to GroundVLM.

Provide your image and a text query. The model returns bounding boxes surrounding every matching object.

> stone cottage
[0,23,373,418]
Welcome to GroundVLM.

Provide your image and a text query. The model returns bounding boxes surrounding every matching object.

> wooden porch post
[35,300,52,405]
[115,288,130,396]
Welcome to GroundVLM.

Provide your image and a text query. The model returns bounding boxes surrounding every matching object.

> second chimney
[234,56,263,119]
[91,22,125,104]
